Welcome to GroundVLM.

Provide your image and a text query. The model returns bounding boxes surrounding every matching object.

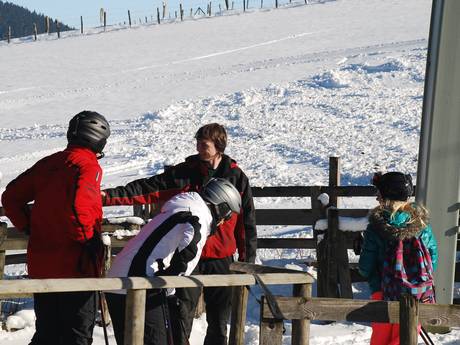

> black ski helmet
[67,111,110,154]
[372,172,414,201]
[201,178,242,222]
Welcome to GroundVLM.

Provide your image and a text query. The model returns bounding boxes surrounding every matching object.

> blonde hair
[381,199,429,229]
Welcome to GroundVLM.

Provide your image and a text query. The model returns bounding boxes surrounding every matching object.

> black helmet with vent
[201,178,241,223]
[67,111,110,154]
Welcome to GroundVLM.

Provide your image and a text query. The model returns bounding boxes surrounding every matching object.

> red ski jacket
[103,154,257,263]
[1,145,104,278]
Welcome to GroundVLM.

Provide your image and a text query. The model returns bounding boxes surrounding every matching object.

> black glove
[22,226,31,236]
[84,233,104,254]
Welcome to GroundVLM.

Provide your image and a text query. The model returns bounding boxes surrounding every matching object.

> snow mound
[5,309,35,331]
[311,71,350,89]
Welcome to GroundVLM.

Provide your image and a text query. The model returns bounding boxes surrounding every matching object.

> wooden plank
[324,208,339,298]
[255,209,314,225]
[261,297,460,327]
[259,296,283,345]
[257,238,316,249]
[124,289,146,345]
[400,294,418,345]
[252,186,312,197]
[0,273,312,295]
[230,262,314,282]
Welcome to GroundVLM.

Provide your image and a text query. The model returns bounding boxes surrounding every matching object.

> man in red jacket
[102,123,257,345]
[1,111,111,345]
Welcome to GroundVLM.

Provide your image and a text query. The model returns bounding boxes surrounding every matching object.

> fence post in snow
[103,11,107,31]
[243,0,246,12]
[259,296,283,345]
[124,289,146,345]
[229,286,249,345]
[80,16,84,34]
[261,0,263,9]
[225,0,229,10]
[180,4,184,20]
[292,283,312,345]
[56,20,60,38]
[33,23,37,40]
[163,2,166,19]
[157,8,161,24]
[400,294,419,345]
[45,16,50,34]
[128,10,132,27]
[275,0,278,8]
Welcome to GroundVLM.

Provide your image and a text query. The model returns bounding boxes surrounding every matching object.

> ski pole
[420,326,435,345]
[98,291,110,345]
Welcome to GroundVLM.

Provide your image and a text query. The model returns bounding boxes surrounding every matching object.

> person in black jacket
[102,123,257,345]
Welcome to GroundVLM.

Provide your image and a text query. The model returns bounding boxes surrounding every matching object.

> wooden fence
[0,264,459,345]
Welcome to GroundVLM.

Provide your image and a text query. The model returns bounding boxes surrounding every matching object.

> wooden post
[243,0,246,11]
[7,26,11,43]
[45,16,50,34]
[275,0,278,9]
[259,296,283,345]
[400,294,419,345]
[33,23,37,41]
[291,283,311,345]
[229,286,249,345]
[261,0,263,9]
[55,20,60,38]
[225,0,229,10]
[325,207,339,298]
[128,10,132,27]
[0,223,6,315]
[157,8,161,24]
[329,157,340,207]
[311,185,328,298]
[180,4,184,20]
[104,11,107,31]
[174,11,177,19]
[209,2,212,16]
[124,289,146,345]
[190,8,193,17]
[145,16,148,23]
[80,16,84,34]
[163,2,166,19]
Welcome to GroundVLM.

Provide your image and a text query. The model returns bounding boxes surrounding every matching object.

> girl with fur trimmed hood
[358,172,438,345]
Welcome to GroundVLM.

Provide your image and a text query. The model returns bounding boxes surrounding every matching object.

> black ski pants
[106,290,171,345]
[29,291,97,345]
[175,256,233,345]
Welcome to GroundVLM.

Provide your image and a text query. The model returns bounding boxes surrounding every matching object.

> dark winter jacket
[103,154,257,263]
[1,145,104,279]
[358,203,438,293]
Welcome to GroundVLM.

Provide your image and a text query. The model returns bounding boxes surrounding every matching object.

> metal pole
[416,0,460,305]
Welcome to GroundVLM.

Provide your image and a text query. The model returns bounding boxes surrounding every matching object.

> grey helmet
[67,111,110,155]
[201,178,241,222]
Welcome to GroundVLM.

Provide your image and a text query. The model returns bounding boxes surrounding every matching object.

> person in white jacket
[105,178,242,345]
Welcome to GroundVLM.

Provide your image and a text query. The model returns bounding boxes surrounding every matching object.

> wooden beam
[262,297,460,327]
[255,209,314,225]
[0,273,312,295]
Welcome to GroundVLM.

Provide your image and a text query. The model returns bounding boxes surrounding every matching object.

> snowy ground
[1,0,460,343]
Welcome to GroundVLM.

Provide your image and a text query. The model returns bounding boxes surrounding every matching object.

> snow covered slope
[2,0,459,344]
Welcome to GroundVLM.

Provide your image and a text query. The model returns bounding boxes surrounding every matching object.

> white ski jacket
[107,192,213,293]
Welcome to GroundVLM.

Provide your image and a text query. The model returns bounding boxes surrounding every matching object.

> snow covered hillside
[1,0,459,344]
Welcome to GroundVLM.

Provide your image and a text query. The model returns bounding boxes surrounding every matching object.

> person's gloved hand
[84,233,104,254]
[22,226,31,236]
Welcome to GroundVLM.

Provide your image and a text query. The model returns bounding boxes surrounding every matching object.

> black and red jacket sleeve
[102,168,184,206]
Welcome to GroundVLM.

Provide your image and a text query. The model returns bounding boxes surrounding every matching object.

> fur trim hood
[368,203,429,241]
